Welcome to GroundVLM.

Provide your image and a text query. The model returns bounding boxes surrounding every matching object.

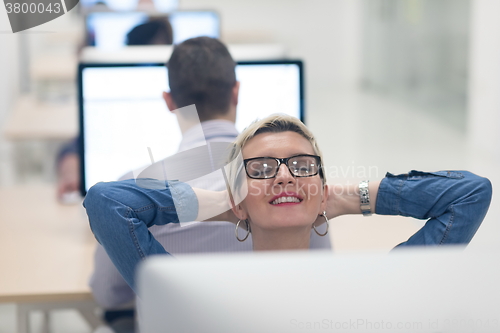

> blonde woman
[84,114,492,290]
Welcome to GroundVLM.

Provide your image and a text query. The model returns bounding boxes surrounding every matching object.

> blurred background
[0,0,499,331]
[1,0,498,243]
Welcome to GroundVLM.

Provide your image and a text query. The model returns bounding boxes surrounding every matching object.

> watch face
[360,191,370,203]
[359,181,371,215]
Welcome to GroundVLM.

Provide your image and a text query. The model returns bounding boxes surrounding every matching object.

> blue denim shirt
[83,170,492,291]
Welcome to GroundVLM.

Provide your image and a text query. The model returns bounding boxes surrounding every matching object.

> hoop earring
[313,211,329,237]
[235,219,251,242]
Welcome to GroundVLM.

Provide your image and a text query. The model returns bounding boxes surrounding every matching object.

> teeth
[271,196,301,205]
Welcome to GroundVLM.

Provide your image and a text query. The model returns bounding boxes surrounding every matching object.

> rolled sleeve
[167,180,199,223]
[376,170,492,246]
[83,178,199,290]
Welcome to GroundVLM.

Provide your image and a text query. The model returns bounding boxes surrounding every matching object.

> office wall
[360,0,470,130]
[0,12,18,187]
[181,0,363,92]
[468,0,500,159]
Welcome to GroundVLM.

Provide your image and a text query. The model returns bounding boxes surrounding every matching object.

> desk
[80,44,287,63]
[3,44,286,141]
[2,96,78,141]
[31,54,78,82]
[0,185,101,332]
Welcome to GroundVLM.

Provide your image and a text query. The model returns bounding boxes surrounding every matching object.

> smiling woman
[83,114,492,291]
[226,115,329,251]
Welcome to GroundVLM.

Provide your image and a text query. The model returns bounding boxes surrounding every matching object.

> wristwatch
[359,180,372,216]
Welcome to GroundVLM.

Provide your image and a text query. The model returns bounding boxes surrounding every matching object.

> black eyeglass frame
[243,154,324,180]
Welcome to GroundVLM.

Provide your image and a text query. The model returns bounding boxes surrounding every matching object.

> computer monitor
[80,0,178,12]
[78,60,304,194]
[86,10,220,49]
[137,248,500,333]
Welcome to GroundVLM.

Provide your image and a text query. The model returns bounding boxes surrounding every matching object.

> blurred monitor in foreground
[138,248,500,333]
[78,61,304,194]
[86,10,220,49]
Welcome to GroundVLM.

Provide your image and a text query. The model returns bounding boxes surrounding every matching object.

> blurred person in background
[126,18,173,45]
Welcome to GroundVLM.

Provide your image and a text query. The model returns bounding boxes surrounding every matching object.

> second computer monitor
[78,60,304,194]
[86,10,220,49]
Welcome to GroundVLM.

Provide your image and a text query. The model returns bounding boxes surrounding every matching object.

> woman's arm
[192,188,237,222]
[84,179,198,290]
[325,170,492,246]
[325,181,381,218]
[84,178,237,290]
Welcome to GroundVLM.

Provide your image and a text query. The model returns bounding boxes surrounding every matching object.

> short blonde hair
[226,114,326,198]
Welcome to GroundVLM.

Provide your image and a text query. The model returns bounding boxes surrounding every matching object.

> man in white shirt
[90,37,331,331]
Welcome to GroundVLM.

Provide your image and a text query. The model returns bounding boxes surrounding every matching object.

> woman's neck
[251,226,311,251]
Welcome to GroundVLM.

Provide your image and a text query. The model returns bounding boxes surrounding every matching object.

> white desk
[0,185,101,332]
[2,96,78,141]
[80,43,287,63]
[31,54,78,82]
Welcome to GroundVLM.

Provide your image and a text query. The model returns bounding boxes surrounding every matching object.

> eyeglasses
[243,154,322,179]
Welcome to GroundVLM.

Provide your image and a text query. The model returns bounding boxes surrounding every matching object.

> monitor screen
[80,0,178,12]
[79,61,304,194]
[138,248,500,333]
[86,11,220,49]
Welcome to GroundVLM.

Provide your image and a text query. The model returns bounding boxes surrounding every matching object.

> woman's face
[234,131,328,231]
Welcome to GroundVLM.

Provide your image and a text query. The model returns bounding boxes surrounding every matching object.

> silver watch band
[359,180,372,216]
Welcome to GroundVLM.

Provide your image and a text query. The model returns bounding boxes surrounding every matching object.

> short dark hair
[126,18,173,46]
[167,37,236,121]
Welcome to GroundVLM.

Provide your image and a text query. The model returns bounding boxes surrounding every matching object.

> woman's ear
[231,202,248,223]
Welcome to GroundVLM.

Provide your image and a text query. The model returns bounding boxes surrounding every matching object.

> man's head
[126,18,173,45]
[163,37,239,123]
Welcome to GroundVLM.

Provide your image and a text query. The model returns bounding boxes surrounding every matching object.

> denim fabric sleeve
[83,178,198,290]
[376,170,492,246]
